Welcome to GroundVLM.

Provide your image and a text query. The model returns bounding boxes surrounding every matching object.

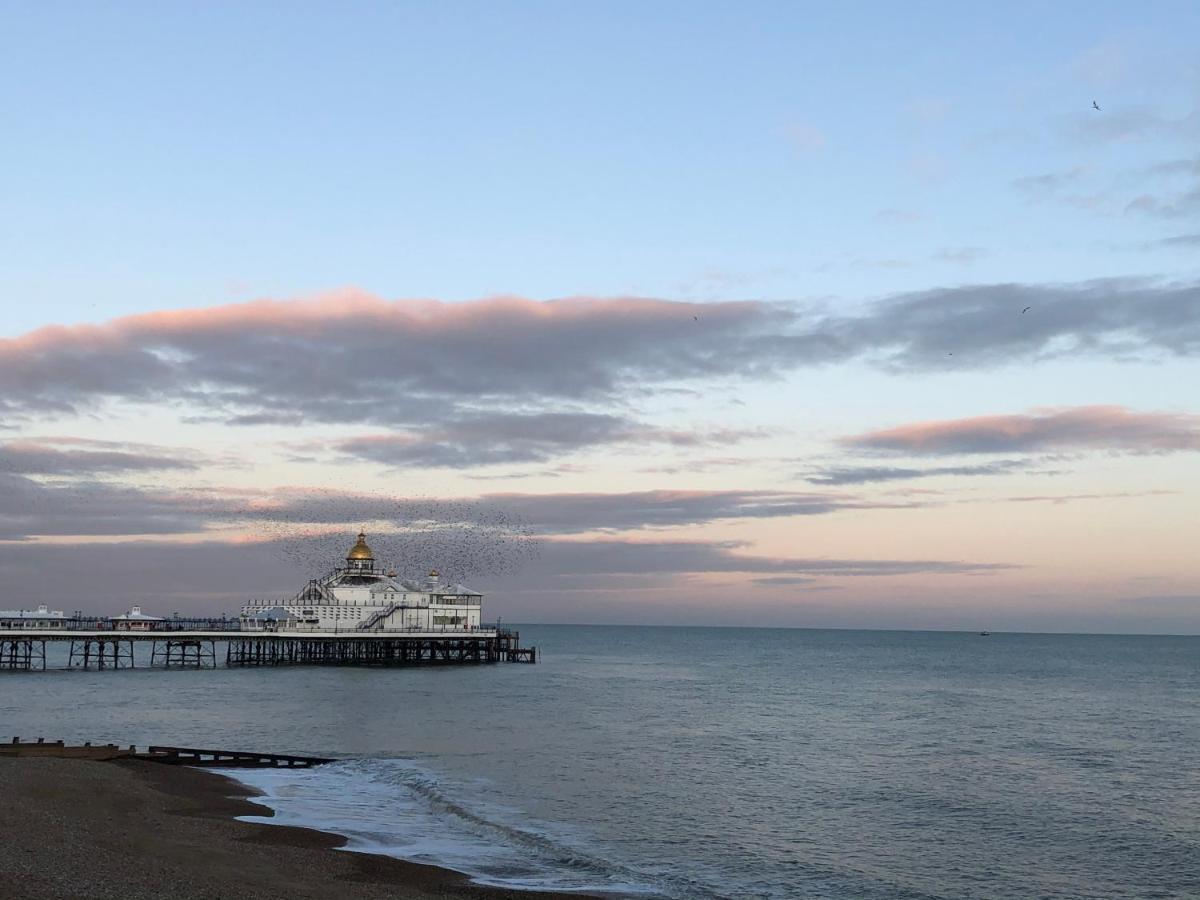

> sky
[1,1,1198,632]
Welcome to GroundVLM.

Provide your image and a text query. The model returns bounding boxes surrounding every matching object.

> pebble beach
[0,757,599,900]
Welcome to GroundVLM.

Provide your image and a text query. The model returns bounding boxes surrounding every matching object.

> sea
[2,625,1199,899]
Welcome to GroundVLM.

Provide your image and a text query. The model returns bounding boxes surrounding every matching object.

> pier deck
[0,627,536,671]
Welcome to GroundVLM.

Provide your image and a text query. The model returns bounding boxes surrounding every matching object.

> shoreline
[0,756,603,900]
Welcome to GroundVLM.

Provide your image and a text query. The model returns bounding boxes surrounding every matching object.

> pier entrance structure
[241,532,483,632]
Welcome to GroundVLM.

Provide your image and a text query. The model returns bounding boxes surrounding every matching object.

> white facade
[240,532,484,632]
[110,605,164,631]
[0,604,66,629]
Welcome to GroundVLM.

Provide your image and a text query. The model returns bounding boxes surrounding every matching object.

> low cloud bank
[1,281,1195,436]
[842,406,1200,454]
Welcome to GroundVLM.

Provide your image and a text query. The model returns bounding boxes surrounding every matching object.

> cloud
[1014,155,1200,221]
[2,281,1199,439]
[805,461,1025,485]
[475,489,907,533]
[876,208,923,225]
[0,294,832,426]
[1064,106,1199,144]
[331,414,762,469]
[243,487,904,535]
[0,536,1012,616]
[1124,154,1200,220]
[1125,188,1200,219]
[0,473,220,539]
[1012,168,1085,196]
[1155,233,1200,248]
[850,257,911,270]
[1119,594,1200,608]
[529,537,1008,579]
[932,247,987,265]
[841,406,1200,455]
[0,438,195,475]
[0,473,916,541]
[1001,490,1177,505]
[1146,156,1200,178]
[832,279,1200,369]
[750,576,820,586]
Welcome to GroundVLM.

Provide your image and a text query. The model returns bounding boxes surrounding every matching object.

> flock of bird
[254,496,540,585]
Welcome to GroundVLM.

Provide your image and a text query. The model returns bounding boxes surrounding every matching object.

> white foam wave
[217,759,672,897]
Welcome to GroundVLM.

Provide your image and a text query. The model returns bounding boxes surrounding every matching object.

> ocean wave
[220,758,718,899]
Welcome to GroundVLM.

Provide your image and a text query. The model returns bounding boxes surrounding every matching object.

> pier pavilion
[240,532,484,632]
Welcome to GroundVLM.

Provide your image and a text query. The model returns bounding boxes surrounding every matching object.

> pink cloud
[2,281,1198,434]
[0,291,800,425]
[842,406,1200,454]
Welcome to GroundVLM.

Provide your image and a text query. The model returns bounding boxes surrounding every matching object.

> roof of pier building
[111,605,163,622]
[0,604,65,619]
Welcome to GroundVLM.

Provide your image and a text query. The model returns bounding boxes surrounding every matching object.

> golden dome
[346,531,374,560]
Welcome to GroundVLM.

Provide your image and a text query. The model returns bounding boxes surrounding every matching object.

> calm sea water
[2,626,1198,899]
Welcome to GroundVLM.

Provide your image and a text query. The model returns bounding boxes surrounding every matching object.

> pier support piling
[0,639,46,671]
[68,638,135,670]
[150,639,217,669]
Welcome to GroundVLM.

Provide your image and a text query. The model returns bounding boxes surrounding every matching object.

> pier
[0,533,538,673]
[0,626,536,672]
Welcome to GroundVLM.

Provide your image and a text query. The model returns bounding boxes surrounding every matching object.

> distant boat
[978,631,991,636]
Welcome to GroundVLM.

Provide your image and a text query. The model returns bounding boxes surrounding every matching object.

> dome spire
[346,531,374,565]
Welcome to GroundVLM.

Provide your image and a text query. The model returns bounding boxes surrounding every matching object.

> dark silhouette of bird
[1092,100,1101,111]
[1022,306,1031,314]
[693,316,699,321]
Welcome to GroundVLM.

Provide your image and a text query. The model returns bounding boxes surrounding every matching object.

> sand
[0,757,600,900]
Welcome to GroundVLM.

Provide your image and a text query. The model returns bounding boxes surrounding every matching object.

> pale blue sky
[2,1,1198,331]
[2,3,1199,629]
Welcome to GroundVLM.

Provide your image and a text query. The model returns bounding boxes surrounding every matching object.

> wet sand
[0,757,600,900]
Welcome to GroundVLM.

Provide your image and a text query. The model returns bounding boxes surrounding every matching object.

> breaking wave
[221,758,719,899]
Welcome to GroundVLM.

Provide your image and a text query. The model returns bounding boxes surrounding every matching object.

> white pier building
[241,532,483,632]
[0,605,66,630]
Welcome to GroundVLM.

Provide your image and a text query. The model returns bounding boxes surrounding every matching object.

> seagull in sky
[1022,306,1031,314]
[1092,100,1101,111]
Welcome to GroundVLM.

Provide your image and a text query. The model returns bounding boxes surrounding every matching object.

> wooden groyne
[3,738,331,768]
[140,746,332,768]
[1,738,134,761]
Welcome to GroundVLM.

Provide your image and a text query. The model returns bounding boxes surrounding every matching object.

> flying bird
[1092,100,1101,111]
[1022,306,1031,314]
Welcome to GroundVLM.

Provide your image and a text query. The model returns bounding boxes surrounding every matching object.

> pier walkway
[0,626,536,671]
